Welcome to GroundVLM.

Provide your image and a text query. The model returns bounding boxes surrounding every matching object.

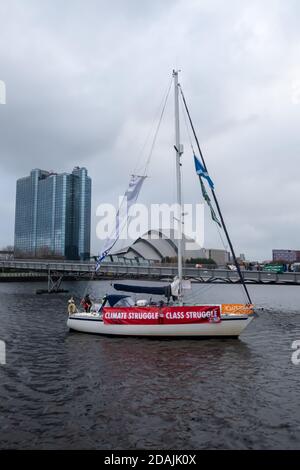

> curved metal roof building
[111,229,206,262]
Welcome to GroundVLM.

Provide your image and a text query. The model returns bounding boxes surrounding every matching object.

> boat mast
[173,70,183,302]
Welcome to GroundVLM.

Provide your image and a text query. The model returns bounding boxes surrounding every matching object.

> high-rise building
[14,167,91,260]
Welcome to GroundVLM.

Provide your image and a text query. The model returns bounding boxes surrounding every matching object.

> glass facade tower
[14,168,91,260]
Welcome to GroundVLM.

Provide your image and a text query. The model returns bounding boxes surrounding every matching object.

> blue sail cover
[114,283,172,299]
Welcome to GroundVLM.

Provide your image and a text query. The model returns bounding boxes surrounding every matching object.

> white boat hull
[67,314,253,337]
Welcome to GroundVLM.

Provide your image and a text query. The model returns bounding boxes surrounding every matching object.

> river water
[0,280,299,450]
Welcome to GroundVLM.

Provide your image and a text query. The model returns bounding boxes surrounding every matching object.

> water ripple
[0,281,300,449]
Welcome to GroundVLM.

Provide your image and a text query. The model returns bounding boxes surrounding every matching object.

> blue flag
[194,155,214,189]
[193,154,221,227]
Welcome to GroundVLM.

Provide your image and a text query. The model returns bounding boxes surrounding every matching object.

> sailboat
[67,71,255,337]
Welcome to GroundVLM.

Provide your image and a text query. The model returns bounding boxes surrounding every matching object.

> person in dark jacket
[81,294,92,312]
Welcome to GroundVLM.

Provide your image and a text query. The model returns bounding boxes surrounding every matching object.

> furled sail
[114,279,185,300]
[95,174,146,271]
[114,283,172,298]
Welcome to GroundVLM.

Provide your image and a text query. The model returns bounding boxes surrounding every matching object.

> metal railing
[1,260,300,284]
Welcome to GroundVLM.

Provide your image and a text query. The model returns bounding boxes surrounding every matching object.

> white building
[111,229,229,265]
[206,248,230,266]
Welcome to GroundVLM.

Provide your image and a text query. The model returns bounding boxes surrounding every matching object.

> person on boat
[81,294,92,312]
[170,276,180,301]
[68,297,77,315]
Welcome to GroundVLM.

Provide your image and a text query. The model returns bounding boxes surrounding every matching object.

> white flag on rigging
[95,175,146,271]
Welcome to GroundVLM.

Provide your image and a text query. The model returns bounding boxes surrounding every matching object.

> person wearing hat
[68,297,77,315]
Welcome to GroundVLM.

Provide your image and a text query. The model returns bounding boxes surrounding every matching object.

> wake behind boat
[67,70,255,338]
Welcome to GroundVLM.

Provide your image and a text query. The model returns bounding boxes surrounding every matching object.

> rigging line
[180,85,251,304]
[143,76,173,176]
[216,221,229,251]
[180,95,195,154]
[102,80,172,262]
[133,75,173,175]
[181,90,222,242]
[179,84,252,305]
[133,127,155,175]
[181,88,227,268]
[78,267,97,303]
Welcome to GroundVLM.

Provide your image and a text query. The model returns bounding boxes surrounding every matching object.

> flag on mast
[193,154,221,227]
[194,155,214,189]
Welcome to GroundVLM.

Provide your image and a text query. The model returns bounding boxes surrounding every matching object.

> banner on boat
[103,305,221,325]
[222,304,253,315]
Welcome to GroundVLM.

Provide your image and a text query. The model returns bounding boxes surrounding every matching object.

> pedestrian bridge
[1,260,300,292]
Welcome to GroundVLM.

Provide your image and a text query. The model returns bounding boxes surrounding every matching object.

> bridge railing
[1,260,300,284]
[0,260,96,273]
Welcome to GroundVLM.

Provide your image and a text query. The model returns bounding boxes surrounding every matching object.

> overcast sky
[1,0,300,261]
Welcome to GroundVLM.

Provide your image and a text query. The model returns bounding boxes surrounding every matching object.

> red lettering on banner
[103,305,221,325]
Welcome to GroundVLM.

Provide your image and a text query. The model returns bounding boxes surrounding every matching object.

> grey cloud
[1,0,300,261]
